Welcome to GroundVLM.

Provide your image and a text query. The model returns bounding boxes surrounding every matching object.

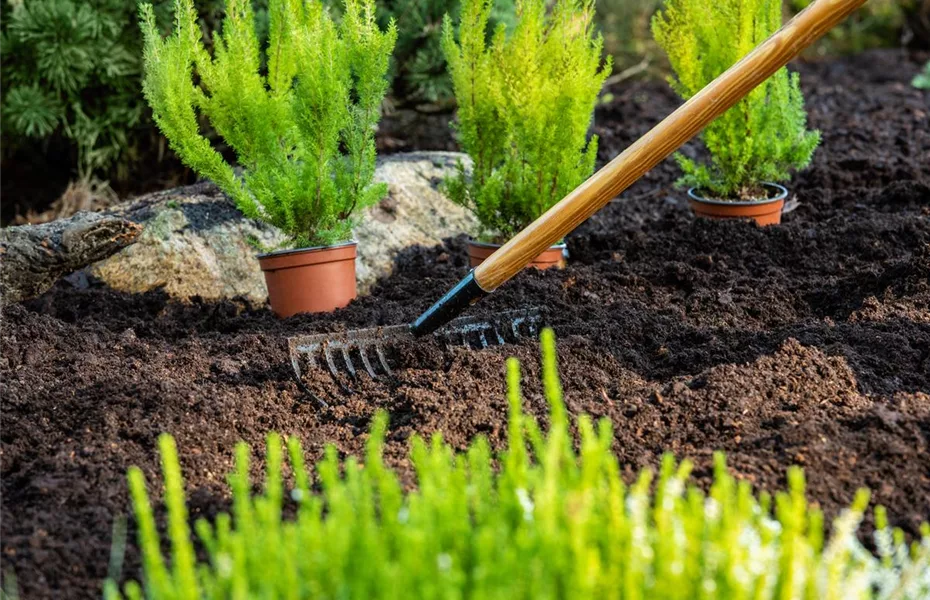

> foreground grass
[107,330,929,599]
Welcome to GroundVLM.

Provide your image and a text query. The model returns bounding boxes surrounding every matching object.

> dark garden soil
[2,49,929,599]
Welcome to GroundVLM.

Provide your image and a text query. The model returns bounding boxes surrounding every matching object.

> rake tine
[323,346,353,394]
[288,308,543,401]
[292,374,330,409]
[374,344,393,377]
[290,352,305,385]
[289,340,314,380]
[287,349,329,409]
[439,332,453,350]
[358,345,378,379]
[323,346,340,380]
[341,346,357,379]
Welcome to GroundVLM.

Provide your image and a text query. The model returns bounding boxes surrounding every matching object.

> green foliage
[441,0,610,242]
[595,0,663,77]
[913,61,930,90]
[790,0,906,56]
[140,0,396,248]
[1,0,150,180]
[371,0,516,105]
[0,0,273,193]
[0,571,19,600]
[652,0,820,199]
[109,329,930,599]
[0,0,504,194]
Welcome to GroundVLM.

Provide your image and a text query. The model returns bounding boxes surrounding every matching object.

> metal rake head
[288,308,542,386]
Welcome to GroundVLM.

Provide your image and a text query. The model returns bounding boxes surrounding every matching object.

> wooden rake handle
[473,0,868,292]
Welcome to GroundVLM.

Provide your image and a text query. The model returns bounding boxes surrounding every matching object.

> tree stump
[0,211,142,305]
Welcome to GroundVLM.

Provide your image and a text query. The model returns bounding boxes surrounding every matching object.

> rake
[289,0,867,385]
[289,308,542,384]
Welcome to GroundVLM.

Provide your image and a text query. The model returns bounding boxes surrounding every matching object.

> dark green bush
[0,0,496,213]
[373,0,515,105]
[0,0,267,205]
[1,0,155,180]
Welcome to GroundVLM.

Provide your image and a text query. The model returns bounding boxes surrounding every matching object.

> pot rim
[687,182,788,207]
[467,239,567,251]
[256,239,357,260]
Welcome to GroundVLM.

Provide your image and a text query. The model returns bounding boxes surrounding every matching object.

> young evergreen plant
[441,0,610,243]
[652,0,820,200]
[139,0,396,248]
[106,329,930,599]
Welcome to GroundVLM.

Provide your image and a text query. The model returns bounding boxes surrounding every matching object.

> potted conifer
[139,0,396,316]
[652,0,820,226]
[440,0,610,269]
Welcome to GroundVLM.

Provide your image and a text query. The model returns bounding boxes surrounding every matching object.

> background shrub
[595,0,664,80]
[371,0,516,106]
[107,329,930,599]
[789,0,907,56]
[1,0,159,182]
[0,0,267,222]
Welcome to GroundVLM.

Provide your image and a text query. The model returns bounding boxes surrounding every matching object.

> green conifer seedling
[441,0,611,242]
[652,0,821,200]
[139,0,396,248]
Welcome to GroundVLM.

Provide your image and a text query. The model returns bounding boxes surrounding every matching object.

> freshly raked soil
[2,49,929,599]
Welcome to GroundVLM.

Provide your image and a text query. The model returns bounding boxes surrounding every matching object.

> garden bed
[2,49,929,599]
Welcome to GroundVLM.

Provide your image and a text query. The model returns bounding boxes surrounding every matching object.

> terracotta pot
[687,183,789,226]
[258,241,357,317]
[467,239,566,270]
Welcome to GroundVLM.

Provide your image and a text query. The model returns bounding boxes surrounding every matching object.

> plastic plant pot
[467,240,567,270]
[687,182,789,226]
[257,241,357,317]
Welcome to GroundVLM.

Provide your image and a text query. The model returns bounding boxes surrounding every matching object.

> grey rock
[358,152,475,292]
[89,152,476,305]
